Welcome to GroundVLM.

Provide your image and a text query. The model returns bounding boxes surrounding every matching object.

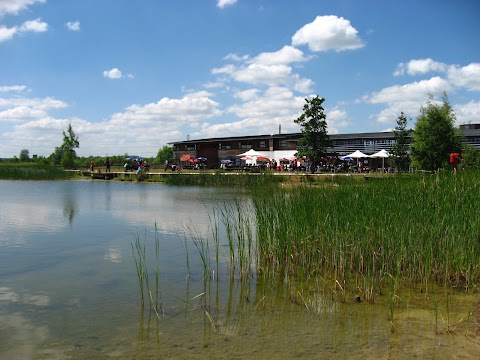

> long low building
[170,123,480,166]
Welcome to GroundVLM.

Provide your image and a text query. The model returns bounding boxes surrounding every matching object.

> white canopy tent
[236,149,269,165]
[369,149,390,171]
[341,150,369,159]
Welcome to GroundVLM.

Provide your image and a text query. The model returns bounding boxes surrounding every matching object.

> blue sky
[1,0,479,158]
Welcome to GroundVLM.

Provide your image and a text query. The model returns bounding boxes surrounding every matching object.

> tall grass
[0,164,77,180]
[131,227,163,318]
[251,171,480,292]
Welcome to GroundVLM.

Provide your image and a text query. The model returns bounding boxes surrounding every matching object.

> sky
[1,0,479,158]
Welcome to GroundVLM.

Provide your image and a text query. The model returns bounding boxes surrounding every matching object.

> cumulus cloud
[110,91,221,126]
[0,85,27,92]
[291,15,364,52]
[0,18,47,42]
[65,21,80,31]
[365,77,451,104]
[447,63,480,91]
[0,26,17,42]
[103,68,123,79]
[0,0,45,17]
[212,50,313,92]
[394,58,447,76]
[19,18,47,32]
[249,46,308,65]
[0,96,67,123]
[454,100,480,125]
[217,0,237,9]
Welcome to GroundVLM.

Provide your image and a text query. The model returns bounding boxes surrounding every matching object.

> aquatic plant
[131,227,163,318]
[0,164,77,180]
[245,170,480,305]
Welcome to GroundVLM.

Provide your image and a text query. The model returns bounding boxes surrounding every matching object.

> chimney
[279,124,281,134]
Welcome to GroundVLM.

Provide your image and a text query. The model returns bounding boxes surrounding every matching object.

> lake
[0,180,478,359]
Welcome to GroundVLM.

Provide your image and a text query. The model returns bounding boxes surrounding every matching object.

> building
[170,124,480,167]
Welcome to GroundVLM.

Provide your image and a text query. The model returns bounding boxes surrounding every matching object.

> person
[89,161,95,173]
[105,158,111,172]
[164,159,169,171]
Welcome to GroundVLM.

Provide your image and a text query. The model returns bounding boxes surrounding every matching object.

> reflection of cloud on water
[104,247,122,263]
[0,203,66,246]
[0,287,50,306]
[0,313,49,360]
[109,190,254,239]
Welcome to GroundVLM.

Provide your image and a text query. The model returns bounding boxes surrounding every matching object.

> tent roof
[236,149,268,157]
[344,150,369,158]
[370,149,390,158]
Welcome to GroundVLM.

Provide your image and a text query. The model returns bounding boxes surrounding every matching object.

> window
[239,143,252,149]
[279,140,288,148]
[219,143,231,150]
[259,141,266,148]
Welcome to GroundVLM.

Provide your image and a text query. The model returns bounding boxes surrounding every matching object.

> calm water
[0,180,478,359]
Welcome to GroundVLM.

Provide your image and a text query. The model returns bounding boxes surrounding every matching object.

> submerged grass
[0,163,77,180]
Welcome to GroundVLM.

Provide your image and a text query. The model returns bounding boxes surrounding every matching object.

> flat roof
[169,130,399,145]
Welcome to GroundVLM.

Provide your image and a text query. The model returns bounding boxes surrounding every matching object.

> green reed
[0,164,77,180]
[131,227,162,318]
[251,170,480,291]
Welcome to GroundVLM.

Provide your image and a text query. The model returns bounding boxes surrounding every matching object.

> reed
[0,164,77,180]
[250,170,480,290]
[131,228,163,318]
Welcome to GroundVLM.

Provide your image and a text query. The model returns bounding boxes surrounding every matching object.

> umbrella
[195,157,207,161]
[342,150,369,159]
[236,149,268,158]
[369,149,390,171]
[220,159,232,164]
[180,154,191,161]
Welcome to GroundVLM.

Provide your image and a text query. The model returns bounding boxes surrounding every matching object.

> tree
[156,145,174,165]
[390,112,411,172]
[294,96,330,172]
[19,149,30,162]
[461,144,480,169]
[60,124,80,169]
[411,93,461,171]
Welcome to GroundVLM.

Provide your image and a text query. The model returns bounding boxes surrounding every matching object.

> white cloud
[365,77,451,104]
[217,0,237,9]
[65,21,80,32]
[111,91,221,126]
[0,18,47,43]
[19,18,47,32]
[0,25,17,42]
[394,58,447,76]
[447,63,480,91]
[249,45,308,65]
[103,68,123,79]
[0,0,45,17]
[291,15,364,52]
[454,100,480,125]
[0,85,27,92]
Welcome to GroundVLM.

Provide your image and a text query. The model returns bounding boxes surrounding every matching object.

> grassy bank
[0,163,78,180]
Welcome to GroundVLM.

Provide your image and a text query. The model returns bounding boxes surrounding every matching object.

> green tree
[19,149,30,162]
[156,145,174,165]
[59,124,80,169]
[390,112,411,172]
[461,144,480,169]
[294,96,330,172]
[411,93,461,171]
